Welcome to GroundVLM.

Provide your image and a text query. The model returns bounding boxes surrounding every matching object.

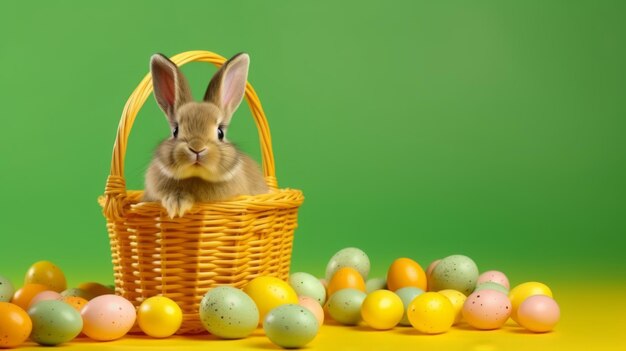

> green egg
[430,255,479,296]
[395,287,424,326]
[199,286,259,339]
[325,247,370,281]
[28,300,83,346]
[0,275,15,302]
[264,304,319,349]
[365,277,387,293]
[289,272,327,305]
[61,288,95,300]
[326,288,366,325]
[474,281,509,295]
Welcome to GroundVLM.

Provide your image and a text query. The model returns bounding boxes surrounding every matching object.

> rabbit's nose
[188,146,207,155]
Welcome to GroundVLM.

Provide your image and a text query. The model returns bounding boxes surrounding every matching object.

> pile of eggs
[0,251,560,349]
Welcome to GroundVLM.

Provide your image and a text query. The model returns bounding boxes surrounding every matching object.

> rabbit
[143,52,268,218]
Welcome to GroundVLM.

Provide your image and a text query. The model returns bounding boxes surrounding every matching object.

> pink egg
[477,270,510,289]
[462,290,512,330]
[517,295,560,332]
[81,294,136,341]
[298,296,324,326]
[28,290,62,308]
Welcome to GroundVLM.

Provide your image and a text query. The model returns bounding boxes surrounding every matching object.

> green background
[0,0,624,288]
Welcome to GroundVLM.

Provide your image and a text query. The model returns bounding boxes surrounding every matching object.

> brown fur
[143,53,268,217]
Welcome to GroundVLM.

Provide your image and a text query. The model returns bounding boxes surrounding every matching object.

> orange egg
[0,302,32,348]
[387,258,428,291]
[24,261,67,292]
[327,267,366,296]
[12,283,49,310]
[62,296,89,312]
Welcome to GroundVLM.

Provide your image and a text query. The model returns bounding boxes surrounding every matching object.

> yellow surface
[14,284,626,351]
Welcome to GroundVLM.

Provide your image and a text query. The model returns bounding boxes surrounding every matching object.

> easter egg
[77,282,114,298]
[475,282,509,295]
[24,261,67,292]
[425,259,441,280]
[138,296,182,338]
[438,289,467,325]
[61,288,95,300]
[12,283,48,310]
[298,296,324,326]
[0,276,15,302]
[462,290,511,330]
[325,247,370,281]
[327,267,366,296]
[199,286,259,339]
[509,282,553,323]
[477,270,510,289]
[365,277,387,293]
[28,290,62,308]
[429,255,479,296]
[326,288,366,325]
[289,272,327,305]
[361,290,404,330]
[243,276,298,324]
[0,302,32,348]
[394,287,424,326]
[387,258,428,291]
[517,295,560,332]
[407,292,455,334]
[264,304,319,349]
[61,296,88,312]
[28,300,83,346]
[81,294,136,341]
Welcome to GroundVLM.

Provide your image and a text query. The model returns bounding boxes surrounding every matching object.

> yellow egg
[438,289,466,325]
[137,296,183,338]
[360,290,404,330]
[407,292,455,334]
[243,276,298,323]
[24,261,67,292]
[327,267,366,297]
[509,282,553,323]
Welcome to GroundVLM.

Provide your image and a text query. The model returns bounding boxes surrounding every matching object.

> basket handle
[104,51,277,219]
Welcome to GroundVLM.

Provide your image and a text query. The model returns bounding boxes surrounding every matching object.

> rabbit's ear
[150,53,193,123]
[204,53,249,119]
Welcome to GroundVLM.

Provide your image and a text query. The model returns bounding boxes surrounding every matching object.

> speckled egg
[462,290,511,330]
[28,300,83,346]
[61,288,95,301]
[429,255,479,296]
[326,288,366,325]
[474,282,509,295]
[0,276,15,302]
[264,304,319,349]
[395,287,424,326]
[289,272,327,305]
[365,277,387,293]
[29,290,62,308]
[199,286,259,339]
[477,270,510,289]
[325,247,370,281]
[81,294,136,341]
[298,296,324,326]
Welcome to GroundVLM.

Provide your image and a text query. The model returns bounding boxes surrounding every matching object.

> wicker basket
[98,50,304,334]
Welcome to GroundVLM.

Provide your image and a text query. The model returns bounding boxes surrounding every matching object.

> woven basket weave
[98,50,304,334]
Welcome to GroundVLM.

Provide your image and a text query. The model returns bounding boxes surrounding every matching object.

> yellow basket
[98,50,304,334]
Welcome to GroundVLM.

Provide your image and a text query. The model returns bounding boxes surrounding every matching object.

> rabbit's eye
[217,127,224,141]
[172,125,179,138]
